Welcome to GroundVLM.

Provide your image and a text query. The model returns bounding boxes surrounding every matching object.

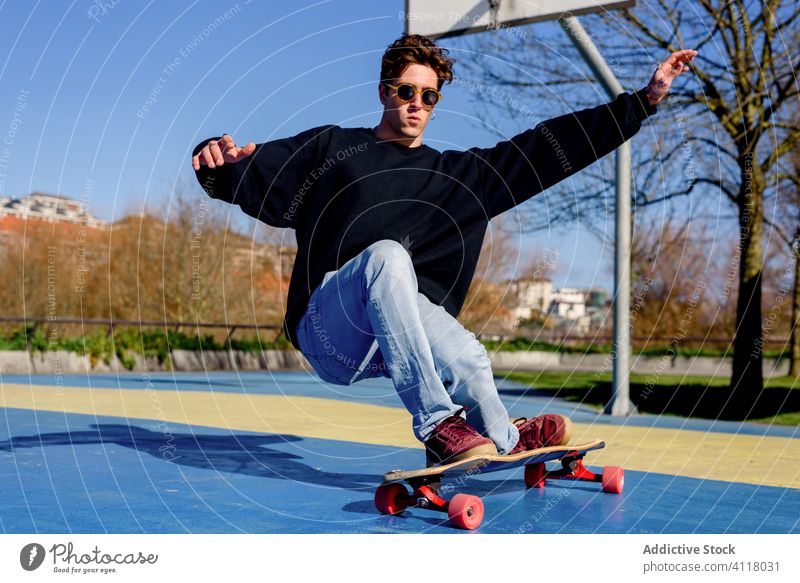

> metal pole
[609,141,635,415]
[558,15,636,416]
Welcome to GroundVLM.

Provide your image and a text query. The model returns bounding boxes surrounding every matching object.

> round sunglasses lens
[422,90,439,106]
[396,84,416,101]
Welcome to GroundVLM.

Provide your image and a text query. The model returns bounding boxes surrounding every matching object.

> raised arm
[192,126,333,228]
[471,89,654,218]
[473,49,696,218]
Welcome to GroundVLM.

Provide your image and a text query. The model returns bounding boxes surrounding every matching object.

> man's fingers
[219,134,234,152]
[228,141,255,162]
[671,49,697,60]
[239,142,256,159]
[221,134,251,162]
[200,146,212,168]
[668,50,697,68]
[194,147,210,170]
[661,50,697,80]
[192,135,251,170]
[209,141,225,166]
[665,50,693,62]
[199,144,213,168]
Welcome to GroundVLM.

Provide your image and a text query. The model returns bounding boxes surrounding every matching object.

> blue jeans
[295,239,519,453]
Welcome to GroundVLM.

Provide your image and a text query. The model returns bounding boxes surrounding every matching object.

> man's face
[378,63,439,143]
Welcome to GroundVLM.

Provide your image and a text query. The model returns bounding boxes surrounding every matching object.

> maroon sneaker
[424,410,497,466]
[508,414,572,455]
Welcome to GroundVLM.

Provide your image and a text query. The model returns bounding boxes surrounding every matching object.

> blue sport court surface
[1,371,798,533]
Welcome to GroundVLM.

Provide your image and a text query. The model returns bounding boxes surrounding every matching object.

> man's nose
[409,93,424,109]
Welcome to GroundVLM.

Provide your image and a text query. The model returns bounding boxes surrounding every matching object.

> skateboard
[375,440,623,530]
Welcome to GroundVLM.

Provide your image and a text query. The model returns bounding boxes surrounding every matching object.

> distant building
[549,287,586,320]
[507,277,613,334]
[584,287,609,309]
[0,192,108,228]
[0,193,290,275]
[0,193,109,250]
[584,287,612,330]
[507,277,552,321]
[502,273,613,336]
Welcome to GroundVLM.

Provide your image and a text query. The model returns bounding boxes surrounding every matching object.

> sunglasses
[383,82,442,107]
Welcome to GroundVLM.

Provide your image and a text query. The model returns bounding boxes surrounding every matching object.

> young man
[192,35,696,466]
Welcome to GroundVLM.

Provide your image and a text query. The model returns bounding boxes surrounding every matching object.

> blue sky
[0,0,648,290]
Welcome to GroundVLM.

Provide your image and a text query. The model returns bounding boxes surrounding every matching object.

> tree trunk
[790,247,800,377]
[728,156,765,419]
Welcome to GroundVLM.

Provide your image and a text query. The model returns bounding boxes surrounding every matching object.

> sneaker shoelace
[433,410,470,442]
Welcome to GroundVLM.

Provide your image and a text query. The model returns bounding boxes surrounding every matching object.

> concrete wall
[488,350,789,378]
[0,349,309,375]
[0,349,789,378]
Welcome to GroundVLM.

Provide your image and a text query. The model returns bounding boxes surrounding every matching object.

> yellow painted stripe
[568,423,800,490]
[0,383,420,449]
[1,383,798,489]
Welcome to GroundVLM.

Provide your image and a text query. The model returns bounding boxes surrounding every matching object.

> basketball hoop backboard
[404,0,635,39]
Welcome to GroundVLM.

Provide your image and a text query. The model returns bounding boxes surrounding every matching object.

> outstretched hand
[192,134,256,171]
[645,49,698,105]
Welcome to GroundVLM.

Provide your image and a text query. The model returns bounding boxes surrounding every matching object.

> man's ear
[378,82,387,105]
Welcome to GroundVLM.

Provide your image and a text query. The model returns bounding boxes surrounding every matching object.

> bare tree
[459,216,521,332]
[456,0,800,416]
[106,184,283,331]
[630,216,729,347]
[763,126,800,374]
[788,147,800,375]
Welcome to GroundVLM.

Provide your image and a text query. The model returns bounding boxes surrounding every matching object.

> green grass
[498,370,800,426]
[0,327,289,371]
[749,411,800,425]
[481,337,788,359]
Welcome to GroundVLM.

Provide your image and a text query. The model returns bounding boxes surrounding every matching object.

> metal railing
[0,316,283,349]
[476,331,791,349]
[2,317,791,352]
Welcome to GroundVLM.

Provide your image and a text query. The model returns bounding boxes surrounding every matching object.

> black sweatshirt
[193,88,656,349]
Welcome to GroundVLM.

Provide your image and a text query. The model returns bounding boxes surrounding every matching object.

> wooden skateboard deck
[383,440,606,483]
[375,439,624,530]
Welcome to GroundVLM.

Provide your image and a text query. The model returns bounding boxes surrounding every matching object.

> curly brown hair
[380,34,455,90]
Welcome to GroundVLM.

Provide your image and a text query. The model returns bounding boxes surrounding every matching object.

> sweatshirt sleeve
[192,125,334,228]
[471,88,657,218]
